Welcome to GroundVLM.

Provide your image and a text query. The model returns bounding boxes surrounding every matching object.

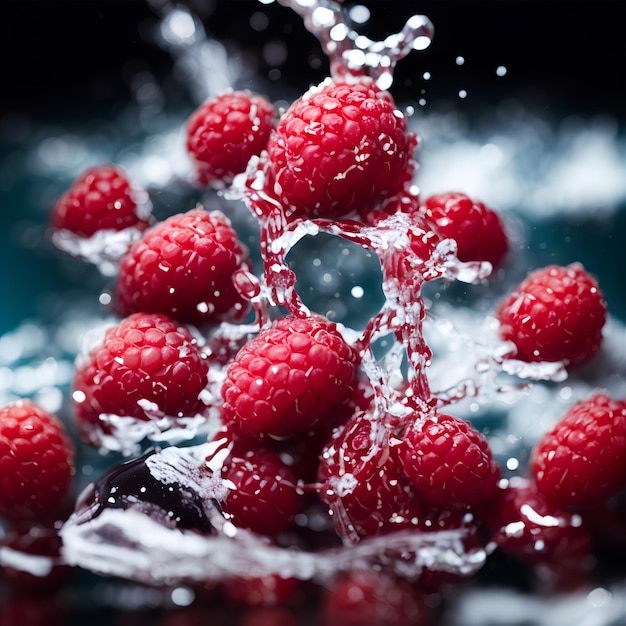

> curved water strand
[277,0,434,89]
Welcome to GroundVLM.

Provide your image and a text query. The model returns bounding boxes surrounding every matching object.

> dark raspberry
[486,477,594,587]
[322,569,434,626]
[206,432,302,536]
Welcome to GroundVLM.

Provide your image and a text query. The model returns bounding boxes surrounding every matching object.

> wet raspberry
[186,90,277,186]
[0,400,75,523]
[221,315,359,440]
[206,432,302,536]
[51,164,150,237]
[531,393,626,508]
[422,191,508,268]
[265,79,417,220]
[115,208,251,326]
[496,263,607,367]
[400,412,501,512]
[72,312,210,445]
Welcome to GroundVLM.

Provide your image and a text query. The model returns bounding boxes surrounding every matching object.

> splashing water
[276,0,434,90]
[2,1,626,624]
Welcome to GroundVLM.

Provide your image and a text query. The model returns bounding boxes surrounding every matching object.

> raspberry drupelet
[264,79,417,221]
[221,315,360,440]
[0,400,75,523]
[51,164,151,238]
[496,262,607,367]
[72,312,210,446]
[186,90,277,187]
[115,208,251,326]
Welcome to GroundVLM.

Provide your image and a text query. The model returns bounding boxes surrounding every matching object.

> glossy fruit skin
[221,315,360,440]
[186,90,277,186]
[51,163,150,237]
[399,412,501,512]
[0,400,75,522]
[496,263,606,367]
[422,191,508,268]
[265,79,417,220]
[531,393,626,508]
[115,208,251,326]
[72,312,210,443]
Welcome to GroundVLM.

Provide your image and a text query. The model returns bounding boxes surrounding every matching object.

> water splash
[277,0,434,90]
[1,0,623,622]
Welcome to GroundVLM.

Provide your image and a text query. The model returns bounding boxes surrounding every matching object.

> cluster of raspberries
[1,80,619,618]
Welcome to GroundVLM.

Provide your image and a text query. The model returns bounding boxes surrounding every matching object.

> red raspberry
[186,90,277,186]
[530,393,626,508]
[0,526,70,590]
[422,191,508,268]
[496,263,606,367]
[265,79,417,220]
[486,477,594,587]
[204,431,302,536]
[321,569,433,626]
[223,573,301,607]
[221,315,360,440]
[51,164,151,237]
[0,400,75,522]
[318,411,464,542]
[399,412,501,512]
[115,208,251,326]
[72,312,210,445]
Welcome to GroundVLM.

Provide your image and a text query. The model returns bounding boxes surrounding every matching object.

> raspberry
[0,400,75,522]
[321,569,433,626]
[221,315,360,440]
[186,90,277,186]
[422,191,508,268]
[51,164,151,238]
[399,412,501,512]
[1,526,70,590]
[530,393,626,508]
[496,263,606,367]
[265,79,417,220]
[318,411,463,542]
[115,208,251,326]
[205,431,302,535]
[72,312,210,444]
[486,477,594,587]
[223,573,301,607]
